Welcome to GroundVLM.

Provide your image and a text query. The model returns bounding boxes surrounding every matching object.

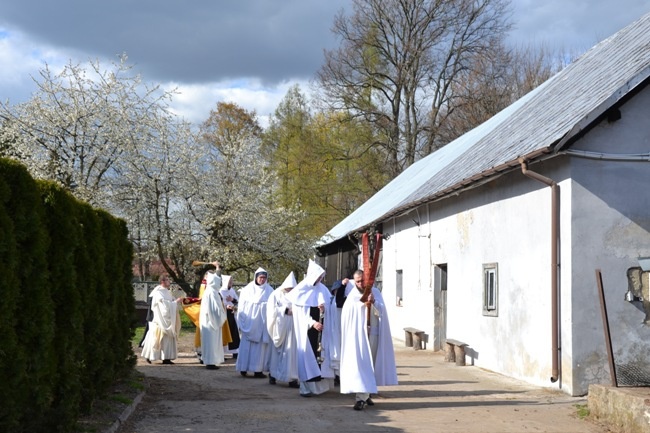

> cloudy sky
[0,0,648,126]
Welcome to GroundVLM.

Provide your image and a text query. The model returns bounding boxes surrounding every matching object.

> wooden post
[445,342,456,362]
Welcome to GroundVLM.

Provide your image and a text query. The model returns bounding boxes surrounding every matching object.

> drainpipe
[519,158,560,383]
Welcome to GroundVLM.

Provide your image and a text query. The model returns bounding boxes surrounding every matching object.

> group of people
[140,259,397,410]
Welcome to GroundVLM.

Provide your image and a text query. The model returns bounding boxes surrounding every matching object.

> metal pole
[595,269,617,387]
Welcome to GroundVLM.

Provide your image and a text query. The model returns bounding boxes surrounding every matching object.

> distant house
[316,12,650,396]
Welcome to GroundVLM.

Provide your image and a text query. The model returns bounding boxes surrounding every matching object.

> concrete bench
[403,327,425,350]
[445,339,468,366]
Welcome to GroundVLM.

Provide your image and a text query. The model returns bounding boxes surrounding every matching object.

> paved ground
[117,333,614,433]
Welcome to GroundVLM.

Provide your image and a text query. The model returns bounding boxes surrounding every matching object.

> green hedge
[0,159,136,432]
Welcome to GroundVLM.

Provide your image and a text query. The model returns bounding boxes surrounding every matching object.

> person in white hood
[266,271,300,388]
[199,264,227,370]
[285,260,335,397]
[235,267,273,378]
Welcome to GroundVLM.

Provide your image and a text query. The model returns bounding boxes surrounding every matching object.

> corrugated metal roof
[319,11,650,246]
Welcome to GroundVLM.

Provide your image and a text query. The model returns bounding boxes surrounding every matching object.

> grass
[575,403,590,419]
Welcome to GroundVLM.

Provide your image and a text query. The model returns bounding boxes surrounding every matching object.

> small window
[483,263,498,317]
[396,270,403,306]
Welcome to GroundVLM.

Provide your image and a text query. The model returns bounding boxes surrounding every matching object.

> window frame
[483,263,498,317]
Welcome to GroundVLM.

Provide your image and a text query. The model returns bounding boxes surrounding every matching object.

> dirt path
[117,332,612,433]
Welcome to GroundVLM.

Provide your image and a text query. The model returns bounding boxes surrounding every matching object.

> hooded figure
[199,271,227,369]
[219,275,241,357]
[285,260,335,397]
[340,269,398,410]
[235,267,273,377]
[266,271,300,387]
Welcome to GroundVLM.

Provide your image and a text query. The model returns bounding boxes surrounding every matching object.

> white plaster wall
[383,164,574,390]
[568,85,650,395]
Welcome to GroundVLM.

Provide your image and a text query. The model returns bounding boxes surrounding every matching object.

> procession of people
[141,259,397,410]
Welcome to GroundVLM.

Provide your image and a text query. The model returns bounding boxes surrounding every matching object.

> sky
[0,0,648,127]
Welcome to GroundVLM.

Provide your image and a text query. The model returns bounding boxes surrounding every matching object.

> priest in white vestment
[236,267,273,377]
[141,274,182,364]
[200,267,227,369]
[266,271,299,388]
[340,270,398,410]
[285,260,335,397]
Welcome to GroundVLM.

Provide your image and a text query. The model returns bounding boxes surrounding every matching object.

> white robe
[340,286,398,394]
[285,260,335,394]
[266,287,299,382]
[322,280,354,376]
[200,272,227,366]
[235,268,273,373]
[141,285,181,362]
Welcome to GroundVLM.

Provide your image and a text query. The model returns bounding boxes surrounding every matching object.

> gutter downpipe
[519,158,560,384]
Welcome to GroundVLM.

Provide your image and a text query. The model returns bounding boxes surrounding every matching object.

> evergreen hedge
[0,159,136,432]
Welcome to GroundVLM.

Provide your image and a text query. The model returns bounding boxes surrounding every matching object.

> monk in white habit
[236,267,273,378]
[200,264,227,370]
[340,270,398,410]
[266,271,299,388]
[285,260,335,397]
[141,273,182,365]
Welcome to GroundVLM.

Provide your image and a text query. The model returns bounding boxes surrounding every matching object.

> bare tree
[437,42,568,144]
[316,0,511,177]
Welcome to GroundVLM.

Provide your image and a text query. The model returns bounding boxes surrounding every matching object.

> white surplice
[141,285,181,362]
[200,272,227,366]
[266,272,299,383]
[285,260,334,395]
[339,286,398,394]
[235,267,273,373]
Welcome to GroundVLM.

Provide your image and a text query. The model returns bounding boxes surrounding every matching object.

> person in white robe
[219,275,241,358]
[235,267,273,378]
[285,260,335,397]
[266,271,299,388]
[141,274,182,364]
[200,267,227,370]
[322,277,353,385]
[340,270,398,410]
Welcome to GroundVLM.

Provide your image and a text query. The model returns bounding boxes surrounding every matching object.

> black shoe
[145,358,151,364]
[300,392,313,397]
[162,359,174,365]
[240,371,247,377]
[353,400,366,411]
[366,397,375,406]
[206,365,219,370]
[253,372,267,378]
[288,380,299,388]
[269,376,276,385]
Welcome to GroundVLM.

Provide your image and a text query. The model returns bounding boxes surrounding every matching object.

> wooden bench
[403,327,425,350]
[445,339,468,366]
